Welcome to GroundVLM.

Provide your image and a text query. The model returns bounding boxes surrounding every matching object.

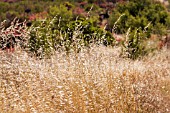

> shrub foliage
[28,16,114,57]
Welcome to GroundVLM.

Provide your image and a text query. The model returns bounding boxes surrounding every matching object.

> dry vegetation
[0,45,169,113]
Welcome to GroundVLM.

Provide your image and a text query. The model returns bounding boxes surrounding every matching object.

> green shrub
[121,28,149,60]
[109,0,170,36]
[28,16,114,57]
[109,0,170,59]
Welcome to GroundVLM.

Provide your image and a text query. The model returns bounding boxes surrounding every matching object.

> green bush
[108,0,170,59]
[109,0,170,35]
[48,4,73,19]
[121,28,149,60]
[28,16,114,57]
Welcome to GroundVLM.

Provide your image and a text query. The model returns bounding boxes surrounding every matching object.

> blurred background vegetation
[0,0,170,59]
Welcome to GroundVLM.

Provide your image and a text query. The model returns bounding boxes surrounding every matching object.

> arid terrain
[0,46,169,112]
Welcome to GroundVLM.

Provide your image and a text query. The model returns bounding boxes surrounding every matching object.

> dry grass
[0,46,170,113]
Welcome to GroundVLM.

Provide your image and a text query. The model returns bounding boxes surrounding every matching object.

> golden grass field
[0,46,170,113]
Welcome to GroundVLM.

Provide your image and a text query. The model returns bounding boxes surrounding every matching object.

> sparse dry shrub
[0,18,29,50]
[0,46,169,113]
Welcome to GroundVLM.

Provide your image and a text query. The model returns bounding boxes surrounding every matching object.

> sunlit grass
[0,46,169,113]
